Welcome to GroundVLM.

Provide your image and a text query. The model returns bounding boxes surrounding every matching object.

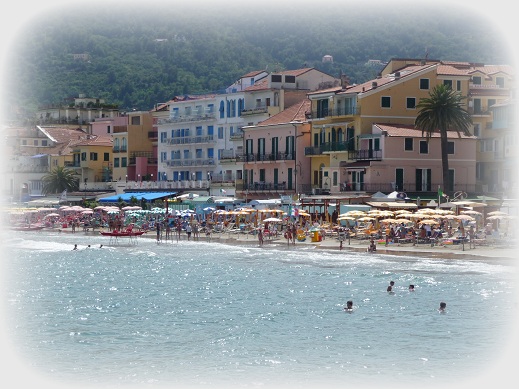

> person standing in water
[387,281,395,292]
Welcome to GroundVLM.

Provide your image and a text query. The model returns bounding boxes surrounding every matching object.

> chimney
[394,71,400,80]
[372,81,378,89]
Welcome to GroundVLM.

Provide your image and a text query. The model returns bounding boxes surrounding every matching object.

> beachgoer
[285,228,292,245]
[367,238,376,252]
[387,280,395,292]
[439,302,447,312]
[99,244,103,248]
[258,228,264,246]
[185,223,192,240]
[344,300,353,311]
[409,284,415,291]
[72,244,78,250]
[156,222,161,242]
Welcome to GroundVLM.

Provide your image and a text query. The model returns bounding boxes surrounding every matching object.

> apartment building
[156,68,340,197]
[305,58,514,198]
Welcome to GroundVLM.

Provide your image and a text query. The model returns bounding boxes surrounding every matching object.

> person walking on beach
[185,223,192,241]
[258,228,264,246]
[156,221,161,242]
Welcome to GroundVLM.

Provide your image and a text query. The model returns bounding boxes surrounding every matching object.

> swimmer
[344,300,353,311]
[99,244,103,248]
[439,302,447,312]
[387,280,395,292]
[72,244,78,250]
[409,284,415,291]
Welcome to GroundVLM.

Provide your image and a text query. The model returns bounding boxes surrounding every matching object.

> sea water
[1,231,517,389]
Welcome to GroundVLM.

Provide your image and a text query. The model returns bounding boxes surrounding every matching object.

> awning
[98,192,177,203]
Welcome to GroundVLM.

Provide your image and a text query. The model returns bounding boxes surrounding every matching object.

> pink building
[241,100,312,199]
[341,123,477,195]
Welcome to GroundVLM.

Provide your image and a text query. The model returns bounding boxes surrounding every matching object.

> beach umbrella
[418,219,440,225]
[455,214,475,221]
[81,210,93,214]
[357,216,375,222]
[460,210,482,216]
[393,218,414,224]
[263,217,283,222]
[203,207,216,212]
[487,211,508,216]
[337,216,356,221]
[379,218,397,224]
[44,213,60,218]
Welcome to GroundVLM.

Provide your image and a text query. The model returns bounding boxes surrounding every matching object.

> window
[104,153,109,161]
[406,97,416,109]
[41,140,48,146]
[81,152,87,161]
[218,127,224,139]
[90,152,98,161]
[107,125,111,134]
[34,140,38,146]
[496,77,505,88]
[22,140,27,145]
[443,80,452,89]
[419,140,428,154]
[131,116,141,125]
[381,96,391,108]
[404,138,413,151]
[219,101,225,118]
[419,78,430,90]
[333,171,338,186]
[121,157,127,167]
[473,124,481,137]
[456,80,461,91]
[271,74,282,82]
[195,149,202,159]
[415,168,432,191]
[207,125,214,137]
[447,141,454,154]
[285,75,296,83]
[472,76,482,85]
[196,126,203,136]
[114,158,120,168]
[160,132,167,142]
[160,152,166,162]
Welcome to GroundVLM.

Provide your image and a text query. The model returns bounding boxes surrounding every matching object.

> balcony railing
[244,152,294,162]
[157,113,215,124]
[306,106,360,120]
[165,158,216,167]
[240,106,268,116]
[305,141,355,156]
[243,181,290,191]
[166,135,216,145]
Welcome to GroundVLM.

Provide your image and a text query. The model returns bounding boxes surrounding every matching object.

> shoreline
[18,225,518,261]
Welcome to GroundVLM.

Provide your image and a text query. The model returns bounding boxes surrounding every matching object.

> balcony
[230,129,244,140]
[348,149,382,161]
[157,112,215,124]
[240,106,268,117]
[306,106,360,120]
[245,152,294,162]
[166,135,216,145]
[305,141,355,156]
[243,181,289,191]
[165,158,216,167]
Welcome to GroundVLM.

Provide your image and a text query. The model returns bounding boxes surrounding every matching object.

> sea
[1,230,518,389]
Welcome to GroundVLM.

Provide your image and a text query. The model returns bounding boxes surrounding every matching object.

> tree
[414,84,472,194]
[41,166,80,195]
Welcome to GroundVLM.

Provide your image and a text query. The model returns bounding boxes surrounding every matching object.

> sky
[0,1,517,389]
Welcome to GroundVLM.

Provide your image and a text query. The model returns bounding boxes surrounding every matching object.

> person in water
[439,302,447,312]
[72,244,78,250]
[409,284,415,291]
[387,280,395,292]
[367,238,377,252]
[344,300,353,311]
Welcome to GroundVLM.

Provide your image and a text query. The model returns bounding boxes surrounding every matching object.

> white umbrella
[263,217,282,222]
[44,213,60,218]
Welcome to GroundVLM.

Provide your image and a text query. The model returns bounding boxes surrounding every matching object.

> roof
[97,192,176,203]
[374,124,477,139]
[255,99,310,126]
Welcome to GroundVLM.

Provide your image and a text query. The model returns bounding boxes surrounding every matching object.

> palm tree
[415,84,472,195]
[41,166,80,195]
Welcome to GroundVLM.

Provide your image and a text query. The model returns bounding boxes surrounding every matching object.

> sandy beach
[51,224,518,261]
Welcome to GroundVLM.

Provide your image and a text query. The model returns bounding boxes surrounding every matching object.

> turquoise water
[2,231,518,389]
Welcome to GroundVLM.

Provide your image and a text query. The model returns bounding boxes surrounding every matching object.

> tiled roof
[241,70,266,78]
[74,134,113,147]
[374,123,476,139]
[244,78,269,92]
[255,99,311,126]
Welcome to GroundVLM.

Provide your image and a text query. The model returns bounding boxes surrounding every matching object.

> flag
[59,189,67,201]
[220,188,227,194]
[437,186,443,198]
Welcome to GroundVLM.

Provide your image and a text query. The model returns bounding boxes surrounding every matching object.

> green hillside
[1,1,513,119]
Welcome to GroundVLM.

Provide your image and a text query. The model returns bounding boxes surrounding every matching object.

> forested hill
[1,1,513,118]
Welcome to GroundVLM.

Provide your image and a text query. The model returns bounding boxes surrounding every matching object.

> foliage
[1,2,512,120]
[415,84,473,194]
[41,166,80,195]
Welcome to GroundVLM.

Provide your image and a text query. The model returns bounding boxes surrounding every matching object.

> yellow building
[306,58,514,197]
[71,134,113,187]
